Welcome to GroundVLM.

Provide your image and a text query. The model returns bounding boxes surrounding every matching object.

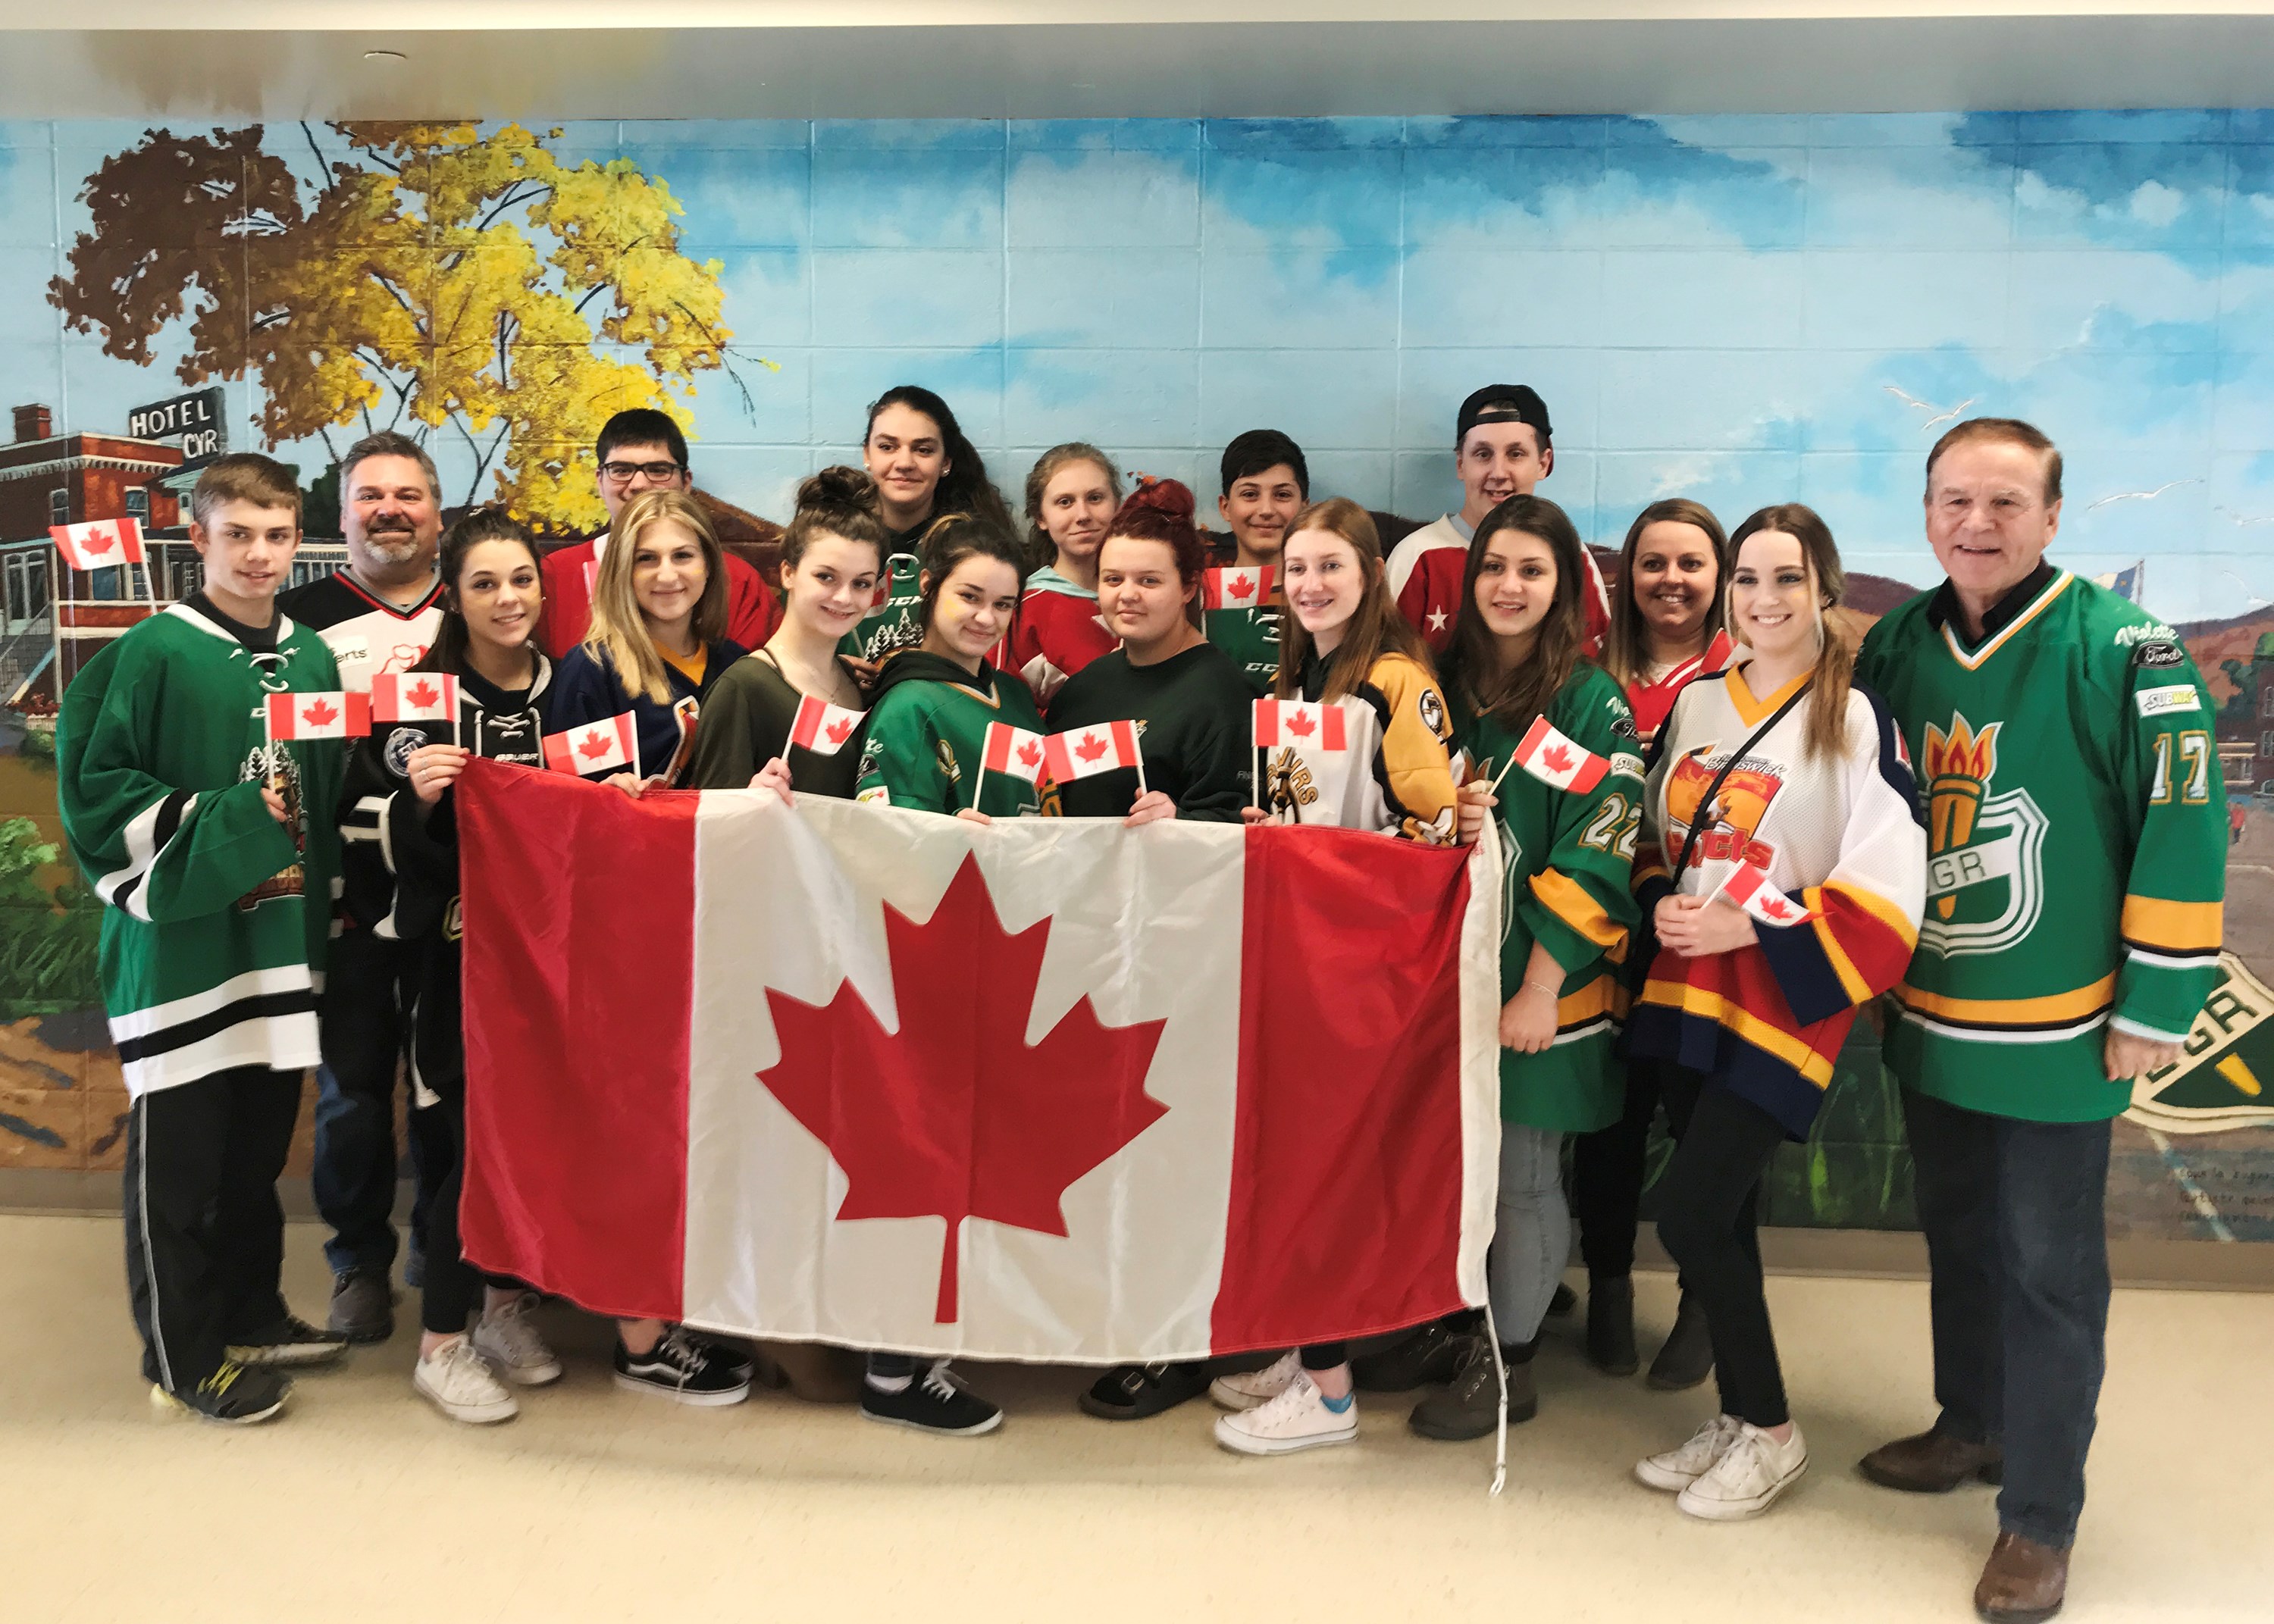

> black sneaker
[676,1327,756,1384]
[1352,1314,1479,1391]
[861,1360,1003,1436]
[327,1267,394,1345]
[228,1314,350,1368]
[1647,1290,1715,1391]
[1077,1360,1210,1421]
[614,1327,751,1406]
[152,1362,290,1425]
[1408,1336,1537,1440]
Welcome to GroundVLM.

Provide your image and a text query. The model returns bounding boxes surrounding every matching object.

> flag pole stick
[971,761,988,816]
[1489,753,1521,794]
[1134,741,1148,801]
[451,683,461,751]
[1251,709,1262,811]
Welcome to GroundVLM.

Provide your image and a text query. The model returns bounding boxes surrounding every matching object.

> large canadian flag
[456,759,1499,1362]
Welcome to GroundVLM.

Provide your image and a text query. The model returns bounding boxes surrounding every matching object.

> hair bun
[1119,474,1196,526]
[798,465,879,515]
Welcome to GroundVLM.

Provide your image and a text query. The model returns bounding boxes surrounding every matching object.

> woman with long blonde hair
[1625,502,1924,1521]
[553,489,747,790]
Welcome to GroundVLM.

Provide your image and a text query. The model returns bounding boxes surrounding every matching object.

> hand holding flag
[1717,862,1815,928]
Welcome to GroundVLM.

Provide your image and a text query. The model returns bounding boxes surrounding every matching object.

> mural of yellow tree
[49,121,740,532]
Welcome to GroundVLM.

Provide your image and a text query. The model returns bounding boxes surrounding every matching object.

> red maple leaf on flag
[405,678,440,710]
[302,698,338,728]
[577,728,614,761]
[1539,743,1574,774]
[1076,732,1107,763]
[1016,740,1042,771]
[1760,896,1792,921]
[757,854,1169,1322]
[824,716,854,745]
[1286,710,1315,738]
[1227,573,1255,601]
[80,526,117,558]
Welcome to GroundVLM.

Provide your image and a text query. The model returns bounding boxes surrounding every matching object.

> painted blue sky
[5,110,2273,622]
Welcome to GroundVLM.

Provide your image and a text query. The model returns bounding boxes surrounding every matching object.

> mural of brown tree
[49,121,738,532]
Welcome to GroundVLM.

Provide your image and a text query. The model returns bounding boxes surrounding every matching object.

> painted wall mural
[2,111,2271,1243]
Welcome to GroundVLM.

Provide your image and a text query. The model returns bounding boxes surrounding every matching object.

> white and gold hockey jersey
[1629,662,1928,1136]
[1258,650,1460,842]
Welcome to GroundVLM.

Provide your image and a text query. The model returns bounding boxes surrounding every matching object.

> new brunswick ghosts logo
[1920,712,2047,958]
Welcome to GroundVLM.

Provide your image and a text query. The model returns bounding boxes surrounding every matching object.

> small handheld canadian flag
[980,721,1048,784]
[1717,862,1815,927]
[266,691,371,741]
[1201,566,1273,612]
[50,517,147,572]
[1044,721,1142,784]
[371,672,459,724]
[788,694,864,756]
[1252,699,1348,753]
[544,714,638,778]
[1509,715,1608,794]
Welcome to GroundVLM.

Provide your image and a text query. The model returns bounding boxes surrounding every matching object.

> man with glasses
[537,409,779,660]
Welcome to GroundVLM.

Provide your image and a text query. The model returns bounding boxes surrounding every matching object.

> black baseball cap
[1455,384,1552,451]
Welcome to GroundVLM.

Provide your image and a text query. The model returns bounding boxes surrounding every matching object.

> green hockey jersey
[1452,662,1643,1131]
[839,551,925,665]
[55,602,346,1097]
[854,649,1057,818]
[1205,590,1281,695]
[1856,567,2226,1122]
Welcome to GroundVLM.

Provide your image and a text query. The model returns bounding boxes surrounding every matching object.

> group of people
[54,374,2227,1624]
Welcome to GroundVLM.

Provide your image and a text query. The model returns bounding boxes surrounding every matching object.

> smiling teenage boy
[1387,385,1608,656]
[58,455,352,1424]
[1205,430,1308,693]
[538,408,778,660]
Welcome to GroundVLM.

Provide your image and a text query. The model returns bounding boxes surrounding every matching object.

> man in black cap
[1386,383,1608,656]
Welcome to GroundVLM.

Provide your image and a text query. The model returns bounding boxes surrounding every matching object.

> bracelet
[1523,978,1561,996]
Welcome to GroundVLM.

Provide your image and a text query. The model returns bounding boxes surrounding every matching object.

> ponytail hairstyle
[416,507,543,677]
[584,488,729,705]
[1449,494,1590,734]
[1602,496,1727,692]
[1023,442,1123,568]
[781,465,889,576]
[864,384,1017,535]
[914,511,1031,635]
[1273,496,1433,702]
[1727,502,1853,762]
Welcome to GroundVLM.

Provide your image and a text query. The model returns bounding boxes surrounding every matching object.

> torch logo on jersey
[1918,711,2048,957]
[1664,750,1784,871]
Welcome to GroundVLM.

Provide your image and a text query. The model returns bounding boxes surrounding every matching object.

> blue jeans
[1489,1126,1569,1347]
[1901,1086,2113,1549]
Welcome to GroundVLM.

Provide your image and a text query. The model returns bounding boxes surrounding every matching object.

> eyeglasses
[600,459,683,485]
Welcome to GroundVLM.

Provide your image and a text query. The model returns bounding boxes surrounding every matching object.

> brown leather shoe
[1974,1531,2069,1622]
[1858,1427,2003,1491]
[750,1340,863,1404]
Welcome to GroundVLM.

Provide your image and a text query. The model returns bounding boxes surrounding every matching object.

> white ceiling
[0,4,2266,120]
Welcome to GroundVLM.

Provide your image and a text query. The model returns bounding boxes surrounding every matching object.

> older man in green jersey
[1855,418,2225,1622]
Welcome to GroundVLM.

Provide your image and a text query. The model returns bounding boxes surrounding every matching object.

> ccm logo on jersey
[2136,684,2202,718]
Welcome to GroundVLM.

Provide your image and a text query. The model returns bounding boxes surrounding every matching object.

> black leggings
[1653,1065,1787,1428]
[1299,1344,1346,1370]
[1574,1057,1666,1278]
[419,1092,506,1337]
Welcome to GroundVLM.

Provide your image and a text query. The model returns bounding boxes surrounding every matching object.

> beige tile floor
[3,1213,2268,1624]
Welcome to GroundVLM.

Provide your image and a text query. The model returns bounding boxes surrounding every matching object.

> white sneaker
[1677,1419,1807,1520]
[415,1336,519,1425]
[1209,1349,1302,1412]
[1635,1413,1746,1492]
[1213,1372,1358,1456]
[471,1293,564,1387]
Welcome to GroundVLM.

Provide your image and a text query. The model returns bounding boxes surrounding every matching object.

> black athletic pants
[1652,1065,1787,1428]
[418,1090,485,1337]
[122,1066,302,1392]
[312,928,447,1275]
